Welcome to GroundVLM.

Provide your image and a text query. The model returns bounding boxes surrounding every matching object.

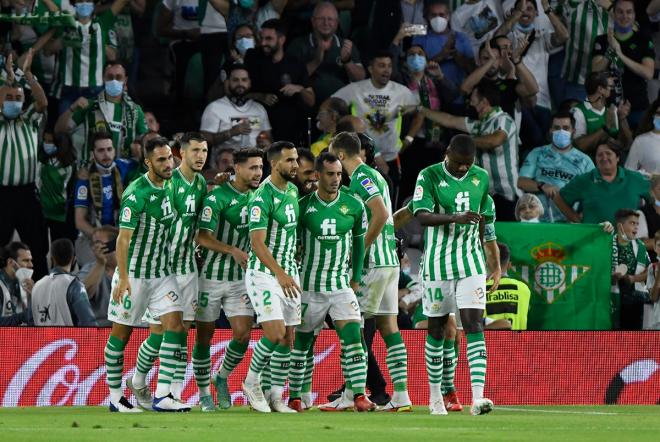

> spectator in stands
[144,111,160,133]
[0,242,34,326]
[644,230,660,330]
[220,0,285,39]
[497,0,568,149]
[48,0,128,114]
[515,193,544,223]
[294,148,318,197]
[78,226,119,326]
[418,82,521,220]
[636,175,660,260]
[410,0,475,95]
[31,239,97,326]
[38,132,78,242]
[571,71,632,154]
[215,147,235,173]
[332,50,419,206]
[74,132,132,267]
[555,140,651,224]
[245,19,315,144]
[0,51,49,279]
[200,64,271,151]
[286,1,365,105]
[311,97,349,156]
[460,40,538,120]
[611,209,650,330]
[156,0,202,109]
[518,111,595,222]
[55,61,148,162]
[625,99,660,176]
[592,0,656,128]
[450,0,504,56]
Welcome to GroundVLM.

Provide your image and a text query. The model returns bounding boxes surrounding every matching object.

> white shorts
[357,267,399,317]
[196,278,254,322]
[298,289,361,333]
[245,270,301,326]
[144,272,198,324]
[108,273,182,327]
[422,274,486,317]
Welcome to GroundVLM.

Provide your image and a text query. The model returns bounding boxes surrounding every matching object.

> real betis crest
[340,205,349,214]
[511,241,591,304]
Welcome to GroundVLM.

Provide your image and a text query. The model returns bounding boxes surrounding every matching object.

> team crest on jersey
[77,185,88,200]
[472,177,480,186]
[250,206,261,222]
[121,207,131,223]
[360,178,377,195]
[201,206,212,223]
[413,185,424,201]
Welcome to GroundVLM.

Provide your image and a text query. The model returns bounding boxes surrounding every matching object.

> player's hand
[487,267,501,293]
[231,247,249,270]
[350,279,360,294]
[261,93,279,106]
[276,271,301,299]
[452,211,481,225]
[112,277,131,303]
[541,183,559,199]
[21,278,34,295]
[214,172,231,185]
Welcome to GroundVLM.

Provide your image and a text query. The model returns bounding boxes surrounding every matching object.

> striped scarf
[88,163,123,227]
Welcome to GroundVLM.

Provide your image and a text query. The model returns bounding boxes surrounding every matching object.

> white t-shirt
[162,0,200,31]
[200,1,227,33]
[332,79,419,161]
[200,97,271,149]
[509,26,556,109]
[451,0,504,57]
[624,132,660,176]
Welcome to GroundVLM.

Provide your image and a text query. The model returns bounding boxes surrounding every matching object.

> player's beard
[278,167,296,182]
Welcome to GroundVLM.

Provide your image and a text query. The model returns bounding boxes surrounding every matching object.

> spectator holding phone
[77,226,119,326]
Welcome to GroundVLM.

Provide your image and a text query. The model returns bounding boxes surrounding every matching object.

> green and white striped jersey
[348,163,399,268]
[482,194,497,243]
[247,177,299,276]
[38,157,74,222]
[298,190,367,292]
[0,104,44,186]
[412,162,490,281]
[198,181,252,281]
[169,168,206,275]
[53,10,118,93]
[118,173,176,279]
[561,0,609,85]
[465,107,520,202]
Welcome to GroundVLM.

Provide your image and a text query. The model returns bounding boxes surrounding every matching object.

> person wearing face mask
[571,71,632,153]
[517,111,595,222]
[38,132,78,243]
[231,23,257,63]
[0,50,50,281]
[201,64,271,153]
[0,242,34,326]
[286,1,365,106]
[625,99,660,176]
[73,132,133,267]
[48,0,130,115]
[592,0,656,128]
[555,139,651,225]
[55,62,148,162]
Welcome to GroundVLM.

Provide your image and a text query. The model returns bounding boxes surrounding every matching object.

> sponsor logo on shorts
[166,291,179,302]
[413,185,423,201]
[201,206,212,223]
[121,207,131,223]
[250,206,261,222]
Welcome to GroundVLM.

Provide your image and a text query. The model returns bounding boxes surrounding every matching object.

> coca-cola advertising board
[1,329,658,406]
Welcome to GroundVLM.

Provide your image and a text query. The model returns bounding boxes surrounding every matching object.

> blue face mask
[236,37,255,55]
[2,100,23,119]
[406,54,427,73]
[654,116,660,131]
[104,79,124,97]
[75,2,95,19]
[552,129,572,149]
[43,143,58,156]
[614,23,633,34]
[515,22,534,34]
[238,0,255,9]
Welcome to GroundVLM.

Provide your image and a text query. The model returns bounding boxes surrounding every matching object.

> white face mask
[430,16,448,33]
[15,267,33,282]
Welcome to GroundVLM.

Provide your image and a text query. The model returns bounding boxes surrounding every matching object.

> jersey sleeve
[331,83,354,107]
[351,172,383,204]
[481,194,496,224]
[558,174,584,207]
[248,190,271,232]
[484,222,497,242]
[353,200,368,238]
[464,117,479,135]
[519,147,540,178]
[571,107,587,138]
[73,179,91,209]
[411,170,435,215]
[118,186,145,230]
[199,192,224,232]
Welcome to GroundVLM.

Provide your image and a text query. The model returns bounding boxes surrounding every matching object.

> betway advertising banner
[1,329,658,406]
[496,222,613,330]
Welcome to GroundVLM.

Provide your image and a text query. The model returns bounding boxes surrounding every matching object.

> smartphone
[406,24,427,36]
[104,240,116,253]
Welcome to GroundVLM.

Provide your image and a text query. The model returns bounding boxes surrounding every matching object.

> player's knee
[462,321,483,334]
[233,329,251,345]
[428,326,443,341]
[443,326,457,340]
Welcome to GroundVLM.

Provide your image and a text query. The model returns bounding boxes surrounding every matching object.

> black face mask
[230,95,248,106]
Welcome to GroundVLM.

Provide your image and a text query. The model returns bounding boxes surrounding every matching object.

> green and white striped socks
[269,344,291,400]
[218,339,248,379]
[301,343,315,395]
[155,331,186,398]
[192,343,211,397]
[245,337,276,386]
[466,332,487,401]
[384,331,410,404]
[132,333,162,389]
[105,335,126,404]
[339,323,366,396]
[170,338,188,400]
[441,339,456,395]
[288,331,314,400]
[425,334,443,403]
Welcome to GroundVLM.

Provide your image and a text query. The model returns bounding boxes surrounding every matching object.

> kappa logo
[274,197,281,204]
[357,172,366,178]
[306,206,318,214]
[149,194,158,202]
[178,187,184,193]
[417,175,424,181]
[208,195,216,202]
[254,196,264,202]
[127,194,137,202]
[230,198,239,206]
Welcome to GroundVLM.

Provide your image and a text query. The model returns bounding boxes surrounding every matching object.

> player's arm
[473,130,506,151]
[416,211,481,226]
[197,230,248,269]
[393,205,413,230]
[112,228,133,302]
[484,239,501,293]
[351,205,368,291]
[364,196,388,250]
[418,107,468,132]
[250,229,301,297]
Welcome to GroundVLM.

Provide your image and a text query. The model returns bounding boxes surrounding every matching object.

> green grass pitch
[1,406,659,442]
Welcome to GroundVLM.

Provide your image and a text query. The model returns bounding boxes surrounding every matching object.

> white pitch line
[497,407,619,416]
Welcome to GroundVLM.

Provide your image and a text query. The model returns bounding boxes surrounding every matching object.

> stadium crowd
[1,0,660,334]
